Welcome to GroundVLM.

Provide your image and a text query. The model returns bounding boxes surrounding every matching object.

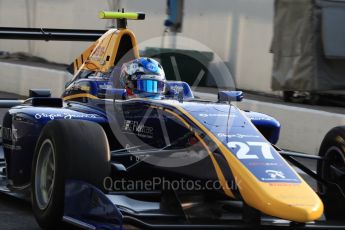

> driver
[119,57,167,98]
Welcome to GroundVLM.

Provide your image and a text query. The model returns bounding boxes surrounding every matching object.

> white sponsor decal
[199,113,236,118]
[218,133,260,139]
[250,116,272,121]
[34,113,98,120]
[122,120,154,138]
[265,170,286,179]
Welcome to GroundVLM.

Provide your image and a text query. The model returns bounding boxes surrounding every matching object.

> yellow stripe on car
[163,108,235,198]
[137,99,323,222]
[63,93,98,101]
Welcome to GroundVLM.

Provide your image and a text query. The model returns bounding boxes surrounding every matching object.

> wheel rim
[35,139,56,210]
[322,146,345,193]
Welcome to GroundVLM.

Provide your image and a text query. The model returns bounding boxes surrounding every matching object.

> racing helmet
[119,57,166,97]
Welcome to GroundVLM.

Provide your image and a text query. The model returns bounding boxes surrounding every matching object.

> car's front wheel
[317,126,345,220]
[31,119,111,230]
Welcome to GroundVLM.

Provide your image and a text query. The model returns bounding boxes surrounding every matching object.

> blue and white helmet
[120,57,166,97]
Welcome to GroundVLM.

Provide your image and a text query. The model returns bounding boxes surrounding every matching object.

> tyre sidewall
[31,120,110,229]
[31,122,66,229]
[317,126,345,220]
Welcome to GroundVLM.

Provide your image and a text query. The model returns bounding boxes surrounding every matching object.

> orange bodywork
[71,28,140,78]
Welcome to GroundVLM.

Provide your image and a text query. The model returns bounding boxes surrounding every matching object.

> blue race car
[0,11,344,230]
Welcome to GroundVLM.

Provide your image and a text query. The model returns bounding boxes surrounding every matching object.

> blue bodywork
[64,180,122,230]
[245,111,280,145]
[0,78,283,229]
[1,83,281,185]
[2,103,108,187]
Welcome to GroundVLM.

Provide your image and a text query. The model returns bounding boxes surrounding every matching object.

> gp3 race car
[0,11,344,230]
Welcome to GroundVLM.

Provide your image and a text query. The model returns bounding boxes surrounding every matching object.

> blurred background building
[0,0,275,94]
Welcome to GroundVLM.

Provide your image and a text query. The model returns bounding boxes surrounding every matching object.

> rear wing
[0,27,106,41]
[0,11,145,75]
[0,11,144,41]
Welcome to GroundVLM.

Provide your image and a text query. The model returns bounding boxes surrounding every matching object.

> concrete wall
[0,62,70,97]
[0,0,275,93]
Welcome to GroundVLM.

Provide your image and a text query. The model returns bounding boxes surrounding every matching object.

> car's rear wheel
[317,126,345,220]
[32,119,111,230]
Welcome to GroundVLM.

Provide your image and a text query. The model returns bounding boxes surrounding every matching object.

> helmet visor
[137,79,165,94]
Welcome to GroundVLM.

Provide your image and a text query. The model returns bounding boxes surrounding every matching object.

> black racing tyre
[31,119,111,230]
[317,126,345,220]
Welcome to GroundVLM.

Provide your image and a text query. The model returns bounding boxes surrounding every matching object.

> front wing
[63,180,345,230]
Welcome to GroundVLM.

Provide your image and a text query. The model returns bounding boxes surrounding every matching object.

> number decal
[227,141,274,160]
[247,142,274,159]
[227,142,258,159]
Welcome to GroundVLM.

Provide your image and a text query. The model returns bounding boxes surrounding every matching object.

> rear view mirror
[218,91,244,102]
[29,89,51,98]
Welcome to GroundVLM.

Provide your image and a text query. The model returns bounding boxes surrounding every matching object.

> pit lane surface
[0,191,38,230]
[0,92,317,229]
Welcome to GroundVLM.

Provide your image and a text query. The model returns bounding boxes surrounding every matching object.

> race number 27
[227,142,274,160]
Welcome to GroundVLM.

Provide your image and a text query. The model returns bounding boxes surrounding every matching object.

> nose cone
[292,200,324,223]
[238,179,324,222]
[273,184,324,222]
[173,101,324,222]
